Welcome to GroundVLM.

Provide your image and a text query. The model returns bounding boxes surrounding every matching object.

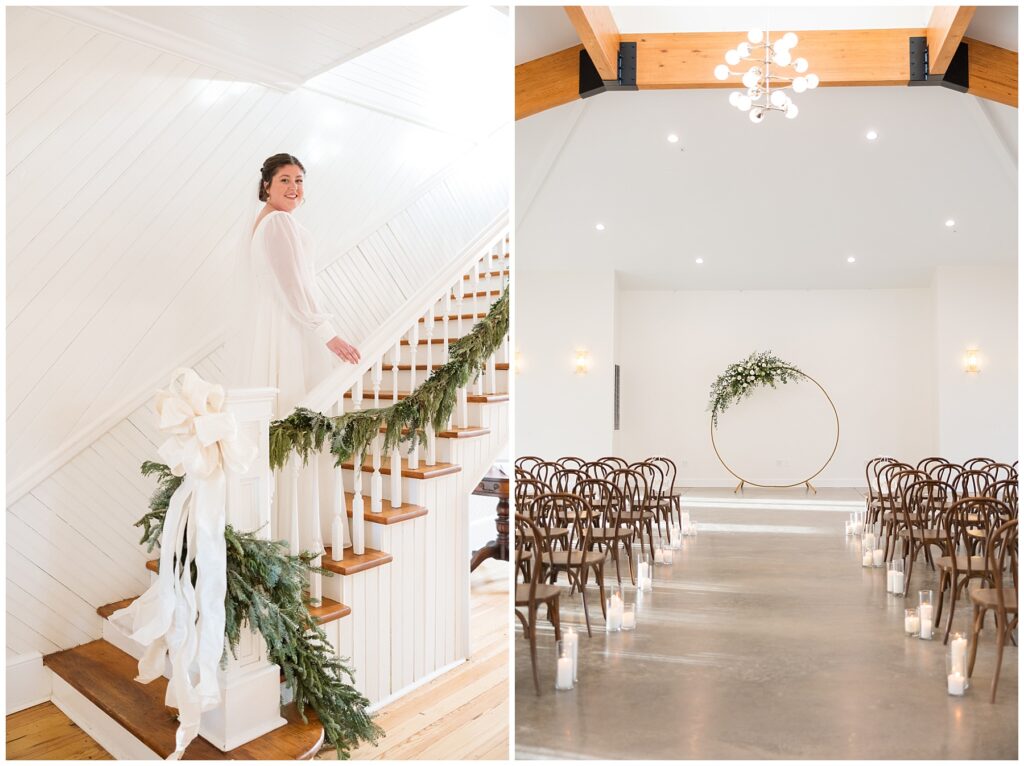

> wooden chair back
[956,469,992,499]
[917,456,949,474]
[551,468,587,495]
[515,456,544,474]
[557,456,587,470]
[532,493,595,566]
[649,456,678,495]
[963,457,996,471]
[576,478,627,528]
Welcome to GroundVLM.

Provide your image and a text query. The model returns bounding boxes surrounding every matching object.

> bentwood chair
[598,456,629,471]
[632,460,669,541]
[985,479,1019,512]
[935,496,1006,643]
[532,461,562,487]
[879,462,914,561]
[865,456,896,530]
[532,493,607,637]
[515,456,544,474]
[610,467,657,560]
[932,462,963,488]
[577,478,635,587]
[957,469,994,500]
[917,456,949,475]
[893,470,940,587]
[964,457,997,472]
[968,518,1018,703]
[557,456,587,471]
[551,468,587,495]
[582,460,613,481]
[514,513,562,695]
[984,462,1016,485]
[649,456,682,527]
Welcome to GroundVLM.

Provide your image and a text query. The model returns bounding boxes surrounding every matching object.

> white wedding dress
[227,208,340,541]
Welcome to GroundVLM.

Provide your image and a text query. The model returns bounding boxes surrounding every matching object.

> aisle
[515,489,1018,760]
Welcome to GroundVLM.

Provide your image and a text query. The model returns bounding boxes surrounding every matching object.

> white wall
[934,265,1018,463]
[515,270,616,460]
[614,288,938,486]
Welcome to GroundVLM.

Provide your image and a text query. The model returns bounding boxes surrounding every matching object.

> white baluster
[424,308,437,465]
[407,323,420,470]
[390,343,402,508]
[475,363,485,396]
[351,448,365,555]
[502,333,510,366]
[487,349,498,395]
[308,455,322,606]
[288,453,300,557]
[371,360,383,513]
[459,385,469,430]
[331,397,346,560]
[443,285,453,360]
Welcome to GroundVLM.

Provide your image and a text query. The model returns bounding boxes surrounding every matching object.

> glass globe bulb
[748,28,763,44]
[794,57,809,73]
[782,32,799,48]
[742,70,758,89]
[774,49,792,67]
[770,90,788,107]
[749,107,765,124]
[747,87,762,99]
[737,95,752,112]
[725,49,741,66]
[806,73,820,89]
[792,76,808,93]
[728,91,742,107]
[785,103,799,119]
[737,42,751,58]
[714,64,730,81]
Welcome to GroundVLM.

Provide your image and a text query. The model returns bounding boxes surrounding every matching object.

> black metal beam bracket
[908,35,969,93]
[579,42,640,99]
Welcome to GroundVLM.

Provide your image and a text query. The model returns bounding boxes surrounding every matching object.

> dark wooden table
[470,465,509,571]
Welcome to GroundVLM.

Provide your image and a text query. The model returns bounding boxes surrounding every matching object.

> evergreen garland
[135,462,383,758]
[708,350,803,428]
[269,285,509,470]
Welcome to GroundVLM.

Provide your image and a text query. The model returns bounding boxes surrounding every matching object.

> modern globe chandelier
[713,29,819,122]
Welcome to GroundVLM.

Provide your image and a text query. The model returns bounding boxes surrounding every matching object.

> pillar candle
[872,548,884,567]
[654,548,665,564]
[886,568,895,592]
[892,571,904,594]
[919,604,934,639]
[947,673,966,696]
[951,636,968,676]
[565,628,579,681]
[905,613,920,635]
[556,657,573,690]
[862,549,873,567]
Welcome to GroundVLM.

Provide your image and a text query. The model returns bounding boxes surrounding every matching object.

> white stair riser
[51,676,162,760]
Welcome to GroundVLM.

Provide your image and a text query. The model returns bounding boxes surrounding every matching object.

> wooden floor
[5,557,509,761]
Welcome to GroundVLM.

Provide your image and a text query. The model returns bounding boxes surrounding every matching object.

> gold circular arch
[710,368,839,493]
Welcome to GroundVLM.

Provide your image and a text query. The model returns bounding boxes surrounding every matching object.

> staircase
[41,223,510,759]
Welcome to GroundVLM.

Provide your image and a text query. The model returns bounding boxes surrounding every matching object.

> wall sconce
[514,350,523,374]
[574,348,591,375]
[963,347,981,374]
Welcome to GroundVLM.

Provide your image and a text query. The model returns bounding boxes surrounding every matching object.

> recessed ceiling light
[695,257,704,264]
[595,223,605,231]
[667,134,679,143]
[866,130,878,141]
[945,219,955,227]
[847,256,856,263]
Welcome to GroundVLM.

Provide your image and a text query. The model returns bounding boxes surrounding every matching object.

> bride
[229,152,361,536]
[233,152,360,411]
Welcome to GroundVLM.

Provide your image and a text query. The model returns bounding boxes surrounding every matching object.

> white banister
[407,322,420,470]
[351,447,365,555]
[424,307,436,466]
[309,458,322,606]
[288,454,300,557]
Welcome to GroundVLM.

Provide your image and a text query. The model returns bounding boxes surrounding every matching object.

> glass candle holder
[891,559,904,596]
[606,590,624,631]
[670,527,682,550]
[637,556,652,592]
[904,607,920,636]
[861,544,874,568]
[947,632,969,695]
[872,546,885,568]
[663,546,674,565]
[564,626,579,682]
[622,604,636,631]
[555,640,574,690]
[918,591,935,640]
[654,544,666,565]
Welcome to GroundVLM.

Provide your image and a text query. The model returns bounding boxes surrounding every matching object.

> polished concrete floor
[515,488,1018,760]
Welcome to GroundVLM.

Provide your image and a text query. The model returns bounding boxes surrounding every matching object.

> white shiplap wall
[6,7,509,655]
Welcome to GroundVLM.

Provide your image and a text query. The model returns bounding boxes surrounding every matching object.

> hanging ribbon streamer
[110,368,254,759]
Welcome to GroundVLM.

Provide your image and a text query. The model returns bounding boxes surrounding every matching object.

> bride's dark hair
[259,153,305,201]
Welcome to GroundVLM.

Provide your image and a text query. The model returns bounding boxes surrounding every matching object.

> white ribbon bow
[110,368,254,759]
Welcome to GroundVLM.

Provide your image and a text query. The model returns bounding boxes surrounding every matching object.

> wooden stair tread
[399,337,457,346]
[463,270,508,279]
[376,425,491,439]
[43,640,323,759]
[347,391,507,405]
[115,586,350,627]
[343,492,429,525]
[340,456,461,480]
[452,289,502,299]
[393,362,508,371]
[467,392,509,403]
[419,312,487,323]
[321,546,393,575]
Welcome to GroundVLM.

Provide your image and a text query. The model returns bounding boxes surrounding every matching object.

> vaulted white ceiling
[48,6,453,91]
[517,85,1017,289]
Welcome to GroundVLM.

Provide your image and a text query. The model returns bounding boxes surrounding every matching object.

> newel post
[201,388,286,751]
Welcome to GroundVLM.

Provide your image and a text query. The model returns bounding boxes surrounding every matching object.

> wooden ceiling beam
[516,45,583,121]
[516,28,1018,120]
[964,36,1018,107]
[927,6,976,76]
[563,6,621,81]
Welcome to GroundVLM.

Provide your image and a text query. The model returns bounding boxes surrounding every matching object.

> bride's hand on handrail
[327,337,361,364]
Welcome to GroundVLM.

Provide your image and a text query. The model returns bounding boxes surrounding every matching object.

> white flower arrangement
[708,350,803,427]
